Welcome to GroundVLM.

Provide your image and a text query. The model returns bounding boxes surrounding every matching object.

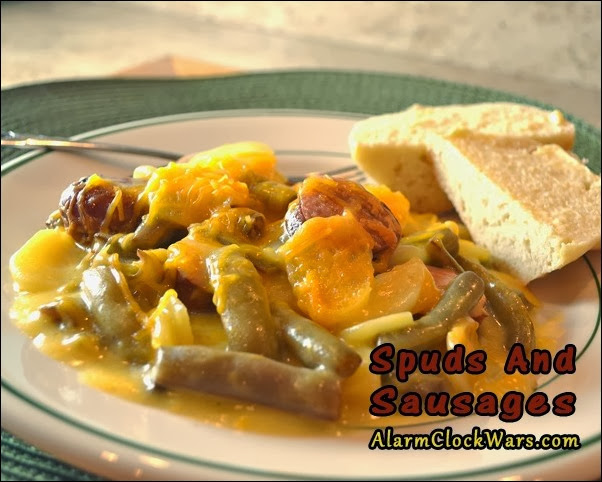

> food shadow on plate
[529,250,600,305]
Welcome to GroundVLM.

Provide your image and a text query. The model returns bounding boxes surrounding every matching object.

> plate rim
[1,108,601,480]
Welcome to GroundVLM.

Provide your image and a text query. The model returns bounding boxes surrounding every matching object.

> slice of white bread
[348,103,575,213]
[427,131,601,283]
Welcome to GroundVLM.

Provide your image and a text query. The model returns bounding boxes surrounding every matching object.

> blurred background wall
[1,1,600,124]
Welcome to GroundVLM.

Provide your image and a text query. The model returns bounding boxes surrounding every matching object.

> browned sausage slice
[56,176,145,243]
[285,176,401,267]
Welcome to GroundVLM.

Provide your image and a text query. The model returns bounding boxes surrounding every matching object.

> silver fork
[1,130,182,161]
[1,130,365,183]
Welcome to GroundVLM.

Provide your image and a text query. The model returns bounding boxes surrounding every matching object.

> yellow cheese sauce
[10,285,559,437]
[8,222,558,436]
[7,142,562,438]
[9,288,392,436]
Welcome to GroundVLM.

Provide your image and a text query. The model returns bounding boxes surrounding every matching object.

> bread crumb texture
[428,132,601,283]
[348,103,575,213]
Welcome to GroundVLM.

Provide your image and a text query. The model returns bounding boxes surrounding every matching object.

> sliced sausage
[56,176,145,243]
[285,176,401,264]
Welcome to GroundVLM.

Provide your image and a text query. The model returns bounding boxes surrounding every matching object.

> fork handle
[1,131,183,161]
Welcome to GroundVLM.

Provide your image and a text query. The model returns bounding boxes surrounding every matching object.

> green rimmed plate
[1,108,600,480]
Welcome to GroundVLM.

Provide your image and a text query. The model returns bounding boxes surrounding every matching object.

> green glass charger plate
[1,70,600,481]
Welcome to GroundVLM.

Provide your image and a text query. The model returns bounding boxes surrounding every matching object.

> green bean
[425,230,463,270]
[192,208,266,245]
[133,197,267,250]
[271,302,361,377]
[130,219,185,250]
[456,255,535,352]
[379,271,484,349]
[401,226,459,249]
[190,209,284,273]
[207,245,280,358]
[37,295,92,331]
[434,228,460,255]
[151,345,341,420]
[80,265,150,362]
[424,229,535,351]
[237,245,285,273]
[249,181,297,215]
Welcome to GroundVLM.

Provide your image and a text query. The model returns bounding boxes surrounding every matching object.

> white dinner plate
[1,109,600,480]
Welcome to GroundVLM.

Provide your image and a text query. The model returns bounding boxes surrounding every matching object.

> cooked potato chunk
[10,229,85,292]
[278,214,375,328]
